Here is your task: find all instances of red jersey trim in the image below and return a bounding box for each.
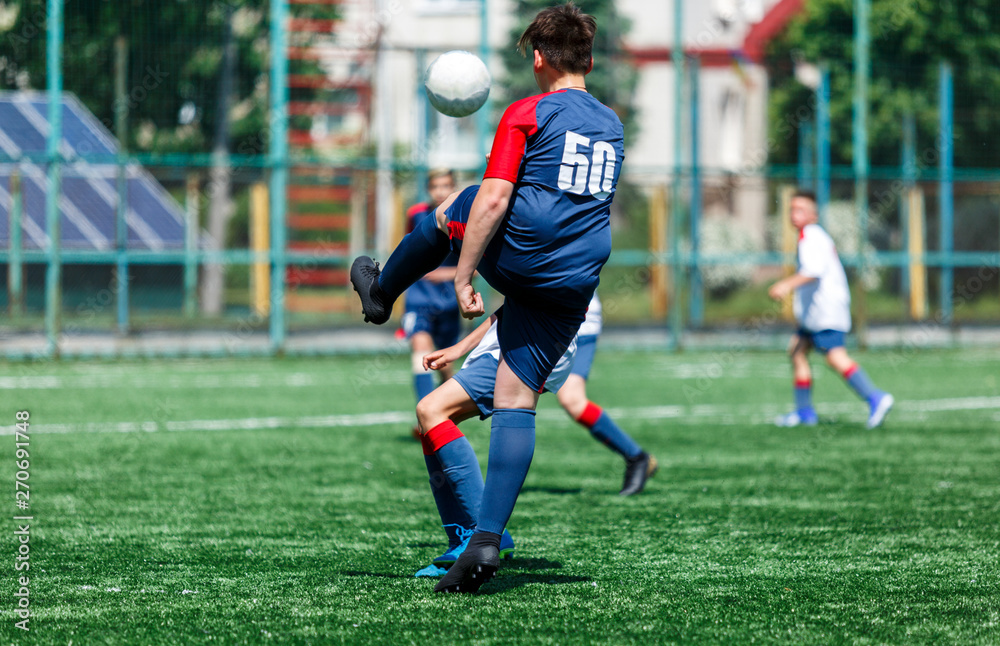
[447,221,466,241]
[483,94,549,183]
[407,202,430,218]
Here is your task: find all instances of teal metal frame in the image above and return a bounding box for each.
[688,55,703,327]
[268,0,289,353]
[816,64,831,227]
[900,111,917,299]
[938,63,954,322]
[44,0,64,358]
[3,0,998,362]
[477,0,491,173]
[852,0,870,342]
[7,172,23,315]
[669,0,684,348]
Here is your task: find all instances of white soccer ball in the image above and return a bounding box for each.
[424,50,491,119]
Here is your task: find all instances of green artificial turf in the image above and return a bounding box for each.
[1,349,999,644]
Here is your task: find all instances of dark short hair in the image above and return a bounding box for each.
[517,3,597,75]
[427,168,454,185]
[793,189,817,203]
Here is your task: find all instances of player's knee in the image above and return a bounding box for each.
[415,397,435,431]
[557,384,586,417]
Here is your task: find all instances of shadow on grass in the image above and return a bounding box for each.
[502,557,564,570]
[482,572,592,594]
[520,485,582,495]
[340,570,412,579]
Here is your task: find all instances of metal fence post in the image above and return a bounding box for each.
[816,64,831,228]
[8,171,24,316]
[114,35,130,335]
[669,0,684,349]
[45,0,64,358]
[477,0,491,173]
[184,173,199,319]
[900,111,916,302]
[939,62,954,323]
[269,0,289,353]
[688,55,703,327]
[852,0,870,347]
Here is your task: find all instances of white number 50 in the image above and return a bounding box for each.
[557,130,616,200]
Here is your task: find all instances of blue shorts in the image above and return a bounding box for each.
[454,352,569,420]
[798,328,846,354]
[453,355,500,420]
[444,187,588,392]
[403,307,461,350]
[570,334,598,379]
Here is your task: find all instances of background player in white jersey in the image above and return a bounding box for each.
[768,190,894,429]
[555,294,656,495]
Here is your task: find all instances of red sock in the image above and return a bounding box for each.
[575,402,603,428]
[842,364,858,379]
[419,433,434,456]
[423,420,464,455]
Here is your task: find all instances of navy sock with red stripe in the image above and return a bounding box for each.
[794,379,813,414]
[378,212,451,303]
[421,422,483,546]
[577,402,642,460]
[843,364,883,405]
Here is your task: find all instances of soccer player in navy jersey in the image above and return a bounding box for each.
[351,3,623,593]
[403,170,462,435]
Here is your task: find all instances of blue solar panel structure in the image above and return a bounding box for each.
[0,92,185,251]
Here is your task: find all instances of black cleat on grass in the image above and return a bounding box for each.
[433,532,500,594]
[350,256,390,324]
[619,452,658,496]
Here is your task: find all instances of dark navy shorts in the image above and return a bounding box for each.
[798,328,846,354]
[444,186,588,393]
[403,307,461,350]
[570,334,598,379]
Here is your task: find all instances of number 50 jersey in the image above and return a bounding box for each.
[484,89,625,311]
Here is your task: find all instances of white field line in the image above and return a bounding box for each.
[4,396,1000,436]
[0,372,409,390]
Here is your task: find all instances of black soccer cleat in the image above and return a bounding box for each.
[619,452,658,496]
[349,256,390,324]
[433,532,500,594]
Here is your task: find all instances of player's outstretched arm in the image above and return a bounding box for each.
[454,178,514,319]
[423,313,498,371]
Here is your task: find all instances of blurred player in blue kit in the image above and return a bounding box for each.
[351,3,623,592]
[402,169,461,436]
[769,190,894,429]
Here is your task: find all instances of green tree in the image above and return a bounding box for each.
[498,0,639,142]
[766,0,1000,168]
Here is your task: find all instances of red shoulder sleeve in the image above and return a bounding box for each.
[484,96,542,182]
[407,203,429,218]
[406,202,429,233]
